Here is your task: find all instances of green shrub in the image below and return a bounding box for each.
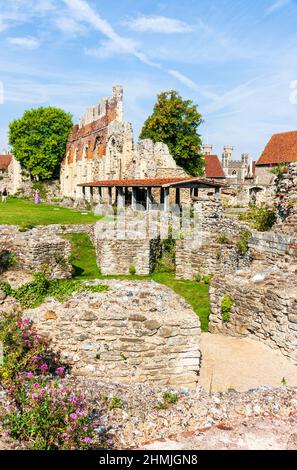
[7,273,108,309]
[221,295,234,322]
[270,163,288,176]
[108,396,123,410]
[19,222,35,232]
[129,265,136,275]
[203,274,213,285]
[155,237,176,273]
[240,204,276,232]
[217,233,230,244]
[194,274,202,282]
[236,230,251,255]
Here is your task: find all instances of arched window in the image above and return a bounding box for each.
[232,170,237,176]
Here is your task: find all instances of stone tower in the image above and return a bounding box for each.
[222,145,234,168]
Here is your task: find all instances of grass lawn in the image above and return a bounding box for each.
[0,197,102,226]
[65,232,211,331]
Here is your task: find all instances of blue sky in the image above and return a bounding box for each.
[0,0,297,160]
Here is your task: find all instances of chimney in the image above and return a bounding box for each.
[203,144,213,155]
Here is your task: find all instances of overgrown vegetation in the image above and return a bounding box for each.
[0,250,18,271]
[155,237,176,273]
[0,316,97,450]
[2,272,108,309]
[221,295,234,322]
[240,204,276,232]
[236,230,251,255]
[156,390,180,409]
[270,163,288,176]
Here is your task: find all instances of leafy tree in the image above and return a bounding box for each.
[140,90,204,176]
[9,107,73,180]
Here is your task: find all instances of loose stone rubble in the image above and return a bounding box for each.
[24,280,201,388]
[61,379,297,449]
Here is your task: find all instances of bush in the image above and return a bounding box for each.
[203,274,213,285]
[236,230,251,255]
[221,295,234,322]
[1,375,95,450]
[5,273,109,309]
[0,316,49,384]
[129,265,136,276]
[194,274,202,282]
[240,204,276,232]
[19,223,35,232]
[0,315,97,450]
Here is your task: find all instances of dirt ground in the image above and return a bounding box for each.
[141,414,297,450]
[198,333,297,393]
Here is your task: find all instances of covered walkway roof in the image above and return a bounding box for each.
[78,177,225,189]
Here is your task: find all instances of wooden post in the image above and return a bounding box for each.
[175,188,180,206]
[117,187,125,209]
[164,187,170,212]
[132,187,137,210]
[108,187,113,205]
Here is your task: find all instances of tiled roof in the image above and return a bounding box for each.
[205,154,225,178]
[256,131,297,166]
[0,155,12,170]
[78,177,224,188]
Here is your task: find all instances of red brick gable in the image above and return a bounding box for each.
[256,131,297,166]
[0,155,12,170]
[204,154,225,178]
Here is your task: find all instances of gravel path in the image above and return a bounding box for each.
[198,333,297,393]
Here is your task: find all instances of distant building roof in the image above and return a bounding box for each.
[0,154,12,170]
[256,131,297,166]
[204,154,225,178]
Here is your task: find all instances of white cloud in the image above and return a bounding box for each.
[124,15,194,34]
[168,70,219,100]
[265,0,290,16]
[63,0,200,90]
[8,36,40,50]
[55,16,86,35]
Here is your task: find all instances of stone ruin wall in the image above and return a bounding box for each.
[60,86,187,202]
[208,183,297,363]
[175,199,250,280]
[95,238,160,276]
[0,225,73,279]
[208,269,297,363]
[274,162,297,234]
[24,280,201,388]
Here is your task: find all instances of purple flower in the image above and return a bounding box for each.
[31,393,40,399]
[55,367,65,376]
[26,372,34,378]
[69,413,77,421]
[33,383,40,389]
[40,363,48,372]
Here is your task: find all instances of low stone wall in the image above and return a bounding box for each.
[96,238,160,275]
[209,269,297,363]
[24,280,201,388]
[176,237,250,280]
[249,230,297,256]
[0,226,73,279]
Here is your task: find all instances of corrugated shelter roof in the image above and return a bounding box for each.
[256,131,297,166]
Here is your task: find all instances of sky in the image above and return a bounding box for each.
[0,0,297,161]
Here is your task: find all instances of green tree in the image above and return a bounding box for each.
[140,90,204,176]
[9,107,73,180]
